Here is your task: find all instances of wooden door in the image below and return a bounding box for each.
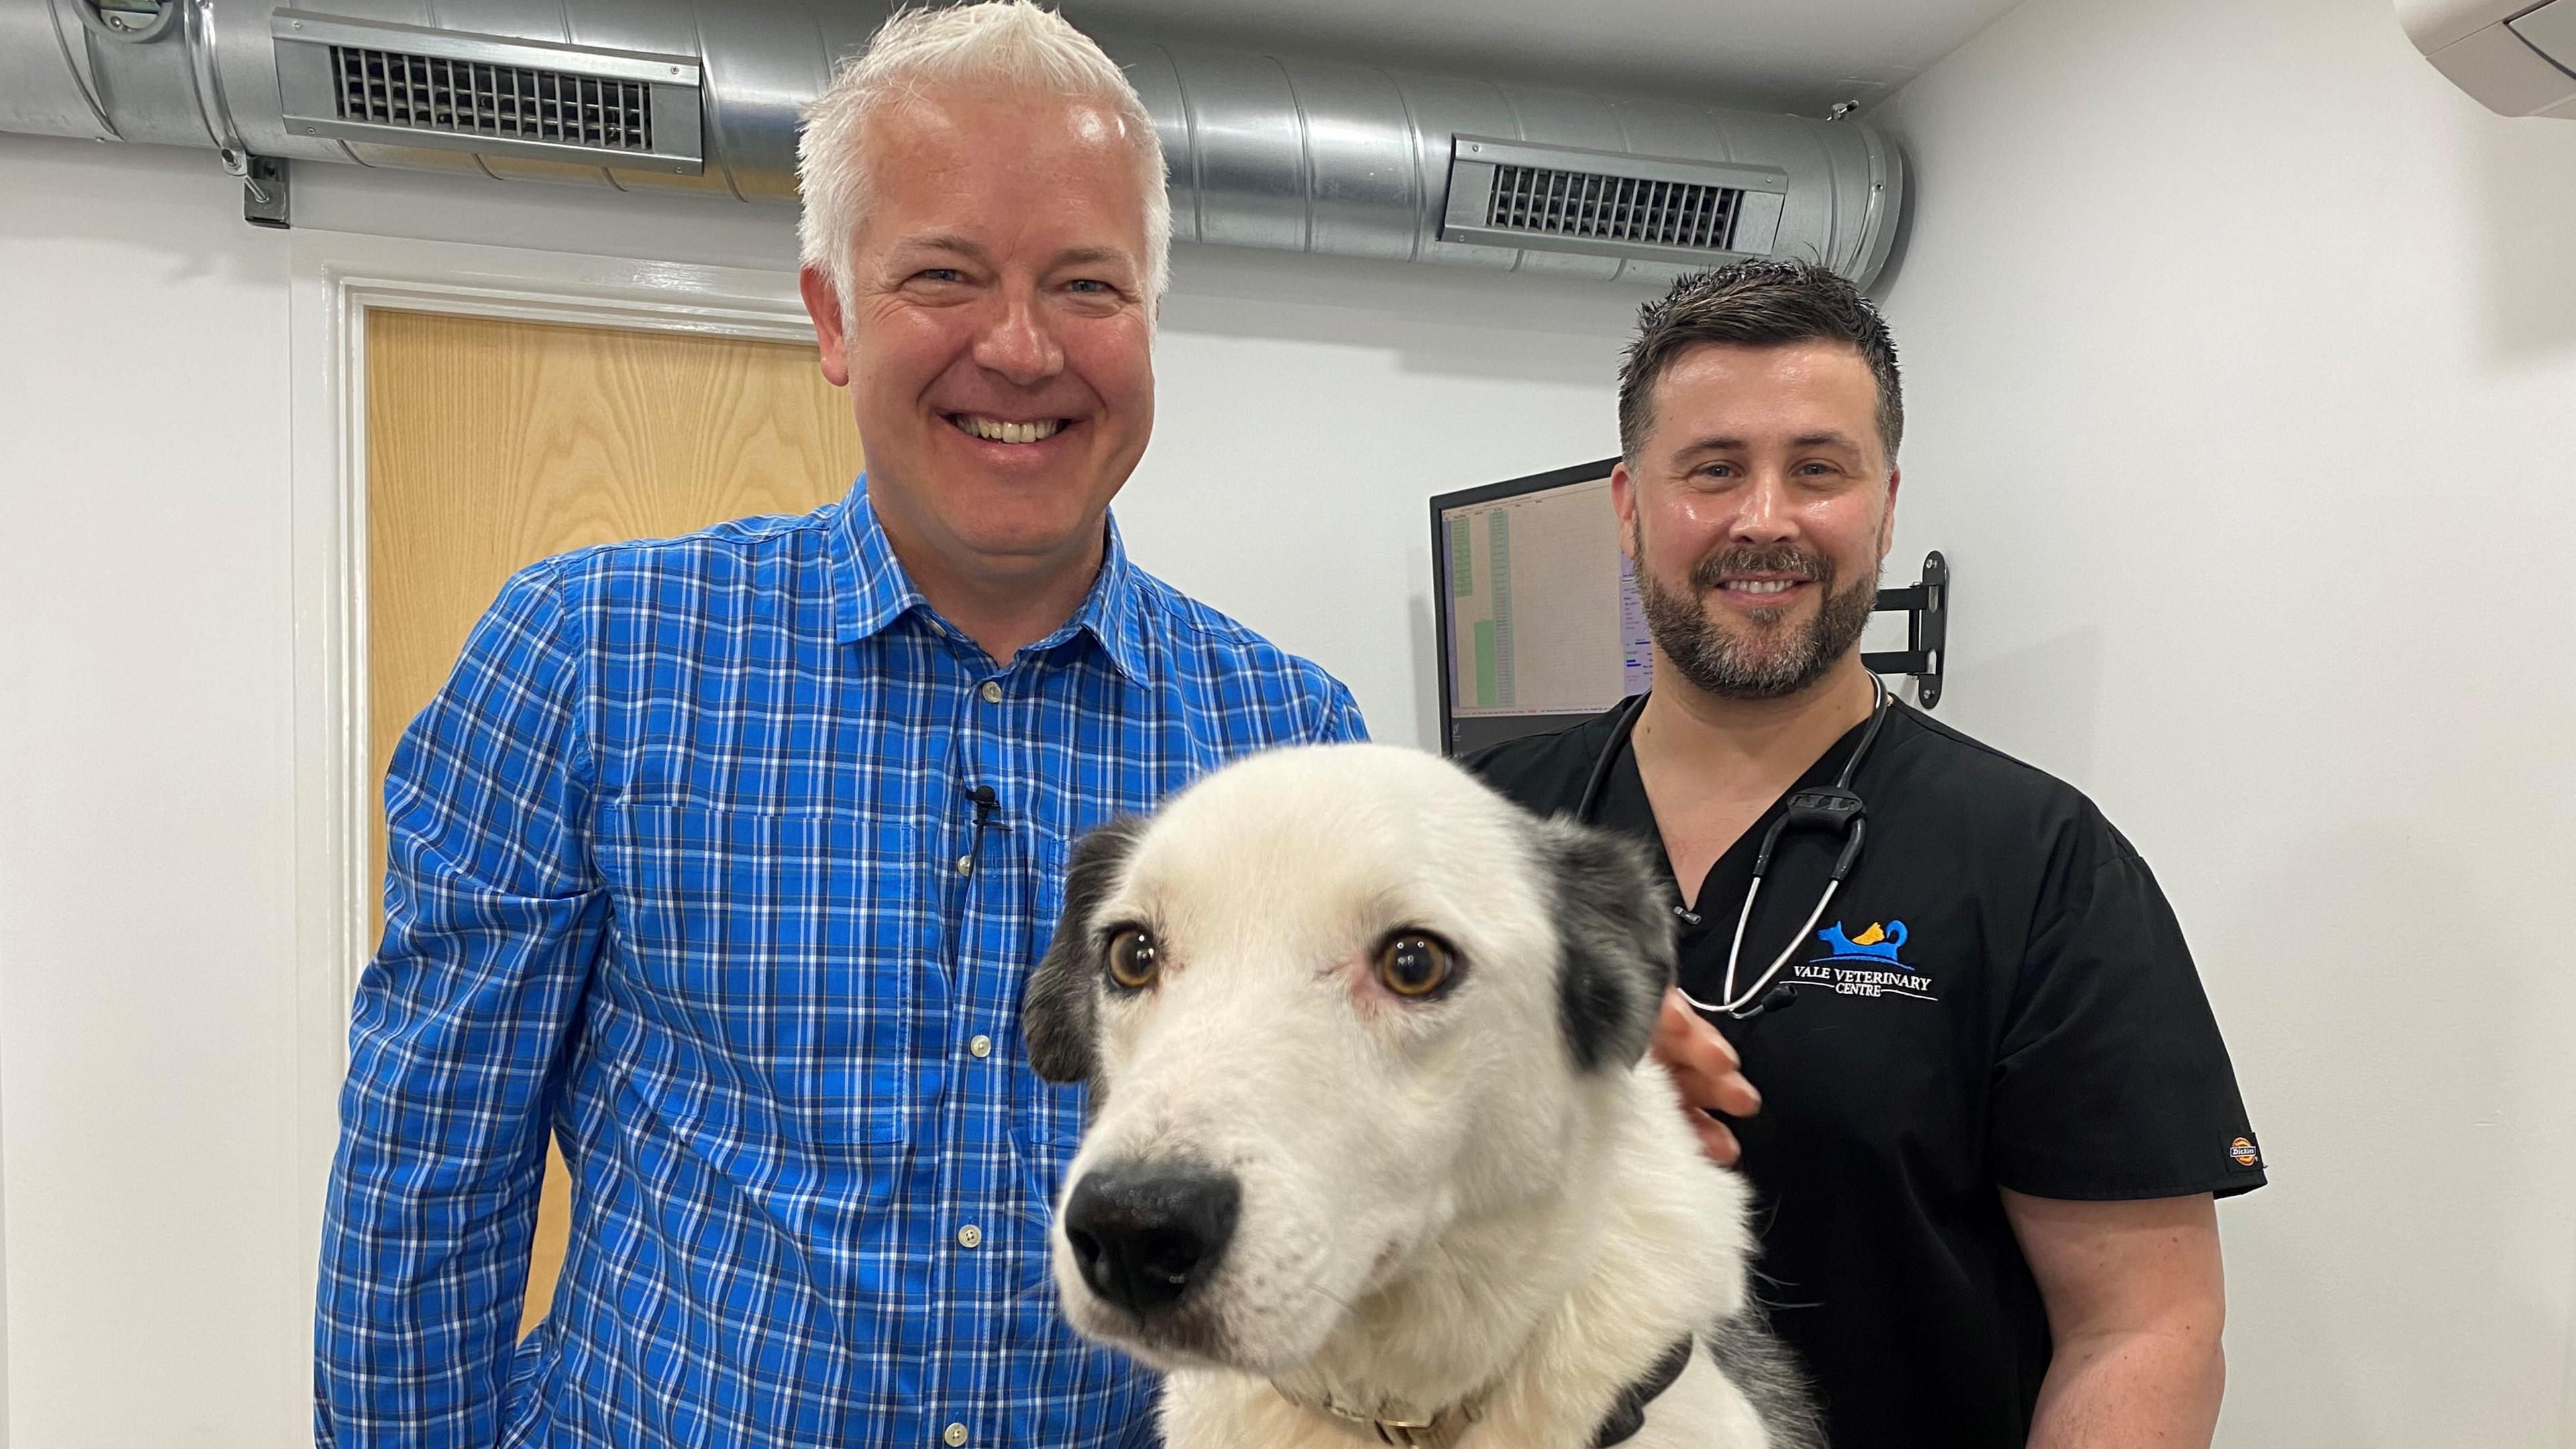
[365,309,864,1336]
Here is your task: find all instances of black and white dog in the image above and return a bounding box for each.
[1025,744,1825,1449]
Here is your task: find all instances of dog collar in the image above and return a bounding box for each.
[1589,1337,1696,1447]
[1274,1336,1695,1449]
[1275,1383,1486,1449]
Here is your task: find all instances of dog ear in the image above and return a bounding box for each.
[1025,814,1148,1084]
[1532,815,1680,1073]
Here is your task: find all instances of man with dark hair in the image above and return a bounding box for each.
[1466,260,2263,1449]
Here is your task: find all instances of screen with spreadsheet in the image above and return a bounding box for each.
[1432,460,1653,757]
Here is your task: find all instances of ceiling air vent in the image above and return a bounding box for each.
[272,9,703,174]
[1442,136,1789,267]
[327,46,654,152]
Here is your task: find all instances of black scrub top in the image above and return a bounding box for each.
[1465,700,2265,1449]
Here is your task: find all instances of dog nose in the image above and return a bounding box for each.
[1061,1161,1240,1316]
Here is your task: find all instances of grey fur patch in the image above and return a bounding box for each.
[1703,1305,1827,1449]
[1531,815,1678,1073]
[1024,815,1147,1084]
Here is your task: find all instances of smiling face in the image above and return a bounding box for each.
[1613,339,1900,700]
[1022,745,1675,1376]
[801,83,1157,602]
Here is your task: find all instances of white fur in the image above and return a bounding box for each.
[1046,744,1777,1449]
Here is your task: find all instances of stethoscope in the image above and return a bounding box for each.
[1576,676,1892,1020]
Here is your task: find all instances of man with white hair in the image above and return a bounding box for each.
[314,4,1758,1445]
[314,6,1353,1446]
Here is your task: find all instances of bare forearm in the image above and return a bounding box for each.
[2026,1328,2223,1449]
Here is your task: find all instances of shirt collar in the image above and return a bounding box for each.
[831,480,925,645]
[1067,514,1151,687]
[828,474,1150,687]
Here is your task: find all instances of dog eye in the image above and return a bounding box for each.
[1375,933,1455,998]
[1106,926,1160,990]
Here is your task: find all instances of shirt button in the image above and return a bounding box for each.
[979,681,1004,704]
[969,1034,993,1059]
[944,1424,969,1448]
[957,1223,983,1249]
[955,854,973,877]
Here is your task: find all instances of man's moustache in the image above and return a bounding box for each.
[1689,551,1831,590]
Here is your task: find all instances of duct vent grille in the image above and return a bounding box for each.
[1441,137,1792,268]
[1484,164,1743,250]
[327,45,654,152]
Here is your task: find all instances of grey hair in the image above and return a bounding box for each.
[796,1,1173,311]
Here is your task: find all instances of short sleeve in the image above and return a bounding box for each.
[1988,825,2266,1201]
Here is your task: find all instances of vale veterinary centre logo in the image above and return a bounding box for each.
[1792,920,1939,1002]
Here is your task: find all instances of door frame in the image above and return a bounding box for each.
[284,228,820,1409]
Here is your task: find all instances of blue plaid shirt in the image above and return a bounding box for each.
[317,480,1365,1448]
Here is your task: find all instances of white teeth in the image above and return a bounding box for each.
[1731,580,1797,595]
[954,415,1063,444]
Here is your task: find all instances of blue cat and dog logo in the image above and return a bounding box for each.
[1815,920,1911,964]
[1794,920,1939,1001]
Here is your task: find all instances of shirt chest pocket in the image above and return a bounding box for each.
[595,800,922,1148]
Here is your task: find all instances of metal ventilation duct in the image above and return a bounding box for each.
[0,0,1904,286]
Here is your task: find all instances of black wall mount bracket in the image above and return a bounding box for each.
[1863,550,1948,708]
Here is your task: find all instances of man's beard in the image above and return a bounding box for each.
[1634,529,1879,700]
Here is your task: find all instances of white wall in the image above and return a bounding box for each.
[1874,0,2576,1444]
[1,138,303,1446]
[0,130,1642,1445]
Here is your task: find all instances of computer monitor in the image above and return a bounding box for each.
[1432,459,1648,758]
